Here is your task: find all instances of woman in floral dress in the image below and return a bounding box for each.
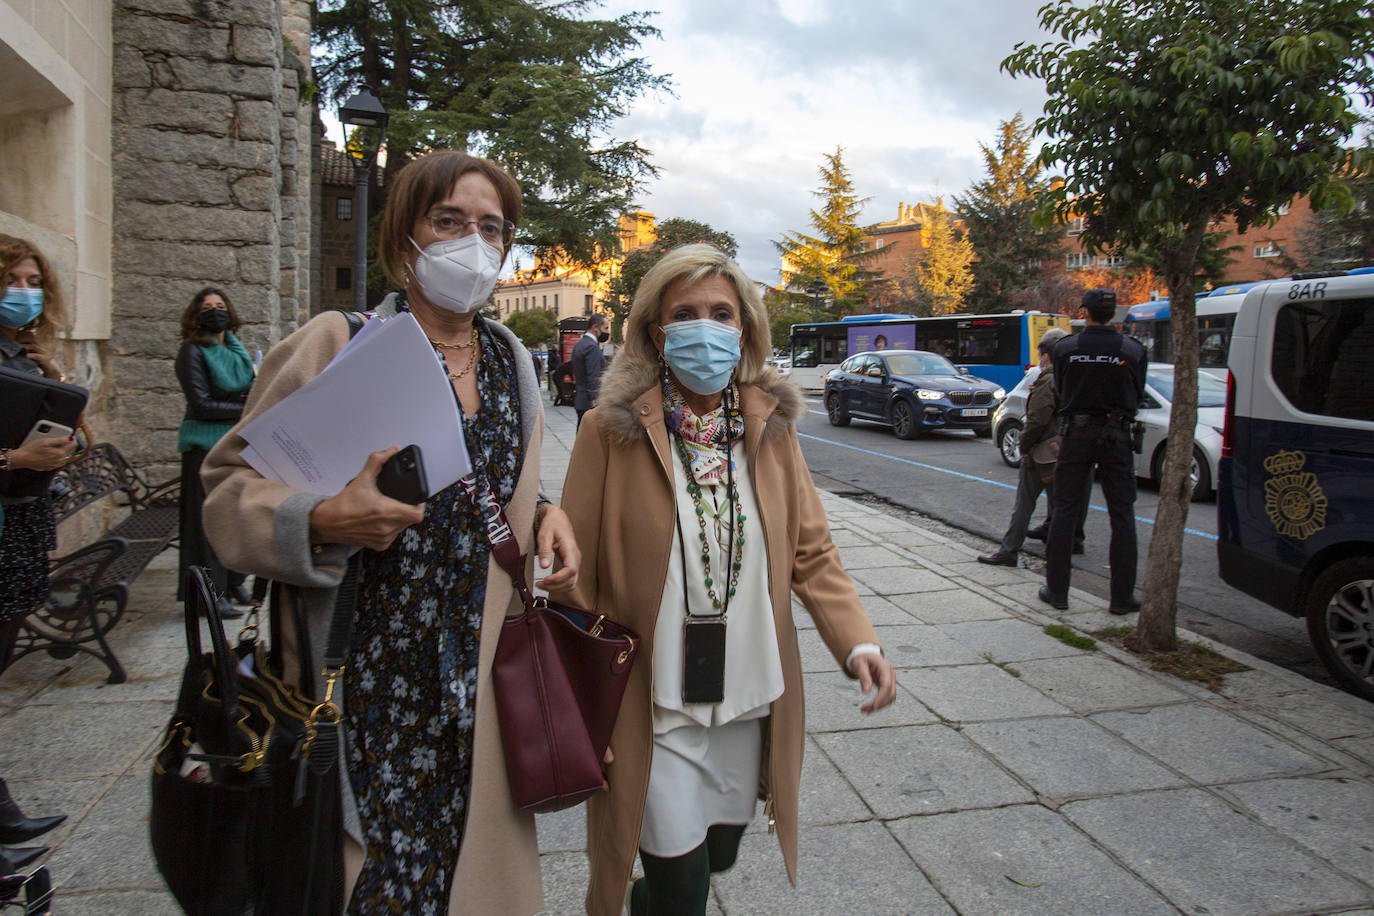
[203,151,580,915]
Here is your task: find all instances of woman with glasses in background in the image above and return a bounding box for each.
[202,151,581,915]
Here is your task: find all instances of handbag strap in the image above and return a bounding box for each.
[181,566,238,718]
[456,474,536,610]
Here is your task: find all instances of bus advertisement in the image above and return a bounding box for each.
[789,311,1071,391]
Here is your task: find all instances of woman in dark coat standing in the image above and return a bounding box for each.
[174,287,253,616]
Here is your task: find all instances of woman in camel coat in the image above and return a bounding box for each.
[554,244,897,915]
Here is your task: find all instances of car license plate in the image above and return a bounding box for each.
[962,408,988,417]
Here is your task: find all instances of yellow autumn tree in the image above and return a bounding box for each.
[912,198,974,315]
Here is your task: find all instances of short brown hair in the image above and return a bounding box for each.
[180,287,241,343]
[377,151,522,287]
[0,234,67,348]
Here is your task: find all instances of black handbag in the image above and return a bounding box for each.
[150,565,358,915]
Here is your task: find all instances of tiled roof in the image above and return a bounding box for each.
[320,145,356,187]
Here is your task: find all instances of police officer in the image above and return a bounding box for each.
[1039,288,1147,614]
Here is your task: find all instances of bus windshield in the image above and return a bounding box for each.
[885,352,961,377]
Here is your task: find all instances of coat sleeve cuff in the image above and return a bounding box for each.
[845,642,883,676]
[274,491,350,588]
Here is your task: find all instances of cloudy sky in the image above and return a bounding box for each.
[592,0,1054,282]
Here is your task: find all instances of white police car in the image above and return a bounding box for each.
[1218,268,1374,700]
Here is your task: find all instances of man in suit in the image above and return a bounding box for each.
[571,313,609,427]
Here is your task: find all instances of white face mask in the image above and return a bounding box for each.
[408,233,505,314]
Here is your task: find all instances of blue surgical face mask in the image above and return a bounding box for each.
[0,287,43,328]
[660,319,742,395]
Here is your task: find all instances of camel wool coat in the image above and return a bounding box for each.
[201,300,545,916]
[553,362,881,916]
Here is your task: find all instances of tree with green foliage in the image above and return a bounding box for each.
[1004,0,1374,651]
[908,198,975,315]
[776,147,885,316]
[1297,169,1374,270]
[315,0,670,267]
[955,114,1063,312]
[764,286,812,352]
[503,308,559,349]
[1127,231,1244,289]
[600,218,738,340]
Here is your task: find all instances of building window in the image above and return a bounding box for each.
[336,197,353,221]
[1097,254,1125,268]
[554,294,559,308]
[874,238,884,249]
[585,294,594,313]
[542,295,547,308]
[1254,242,1285,259]
[1065,252,1092,270]
[336,267,351,290]
[1274,202,1291,216]
[1066,216,1084,236]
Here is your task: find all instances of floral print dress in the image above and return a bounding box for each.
[343,319,523,915]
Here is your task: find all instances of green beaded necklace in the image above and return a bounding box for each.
[670,400,746,615]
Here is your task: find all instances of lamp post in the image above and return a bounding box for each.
[339,89,390,310]
[805,278,827,322]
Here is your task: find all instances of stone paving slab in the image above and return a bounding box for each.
[814,724,1034,818]
[1092,703,1335,783]
[895,664,1072,722]
[1222,776,1374,886]
[49,770,164,892]
[960,716,1187,799]
[58,890,183,916]
[835,544,915,569]
[857,594,924,627]
[897,588,1015,624]
[939,561,1032,586]
[871,624,988,669]
[1012,654,1193,712]
[712,821,955,916]
[802,671,937,733]
[1248,689,1374,741]
[937,618,1091,663]
[1062,787,1372,916]
[850,565,958,595]
[0,700,167,780]
[889,803,1177,916]
[537,805,587,854]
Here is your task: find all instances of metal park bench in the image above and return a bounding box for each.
[12,443,180,684]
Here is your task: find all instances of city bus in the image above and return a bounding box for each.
[1122,282,1264,377]
[788,311,1070,391]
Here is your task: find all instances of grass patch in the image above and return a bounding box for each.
[1090,625,1249,691]
[1043,625,1097,651]
[983,653,1021,678]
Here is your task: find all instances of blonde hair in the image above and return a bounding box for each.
[620,243,771,385]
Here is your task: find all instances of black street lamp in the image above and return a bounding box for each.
[339,89,390,310]
[805,278,827,322]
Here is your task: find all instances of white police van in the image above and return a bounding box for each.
[1218,268,1374,700]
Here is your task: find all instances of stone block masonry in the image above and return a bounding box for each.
[110,0,311,478]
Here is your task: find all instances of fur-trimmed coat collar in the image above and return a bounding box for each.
[594,358,807,443]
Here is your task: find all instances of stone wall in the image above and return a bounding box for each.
[110,0,311,479]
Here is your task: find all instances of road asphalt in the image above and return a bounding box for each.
[1,390,1372,915]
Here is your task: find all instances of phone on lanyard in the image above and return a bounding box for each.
[682,617,727,703]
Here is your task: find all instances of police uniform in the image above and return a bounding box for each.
[1042,291,1147,610]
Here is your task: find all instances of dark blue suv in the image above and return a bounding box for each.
[824,349,1005,439]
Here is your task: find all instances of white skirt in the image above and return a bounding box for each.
[638,716,764,858]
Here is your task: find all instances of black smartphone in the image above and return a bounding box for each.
[376,444,429,504]
[682,617,727,704]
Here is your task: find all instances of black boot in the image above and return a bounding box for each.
[0,846,47,874]
[0,780,65,845]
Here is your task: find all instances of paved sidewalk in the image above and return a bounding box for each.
[2,391,1373,914]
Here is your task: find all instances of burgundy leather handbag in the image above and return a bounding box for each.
[459,477,639,812]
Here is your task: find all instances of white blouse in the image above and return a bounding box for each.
[650,445,785,735]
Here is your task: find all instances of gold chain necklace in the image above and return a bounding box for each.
[436,326,480,381]
[428,333,475,350]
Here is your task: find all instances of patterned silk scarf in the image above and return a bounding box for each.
[661,376,744,486]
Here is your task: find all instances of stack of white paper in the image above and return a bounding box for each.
[239,312,470,497]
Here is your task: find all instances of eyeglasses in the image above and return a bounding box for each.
[427,209,515,248]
